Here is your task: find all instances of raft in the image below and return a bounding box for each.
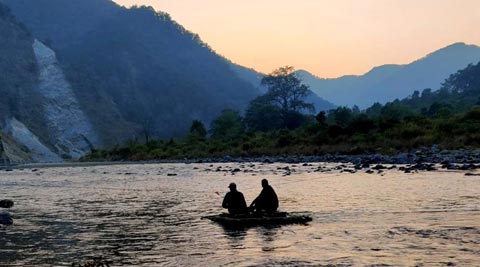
[203,212,312,228]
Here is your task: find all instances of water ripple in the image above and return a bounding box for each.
[1,163,479,266]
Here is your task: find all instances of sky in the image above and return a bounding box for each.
[113,0,480,78]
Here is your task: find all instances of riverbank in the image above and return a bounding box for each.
[3,147,480,173]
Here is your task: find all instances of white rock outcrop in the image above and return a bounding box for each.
[4,118,62,162]
[32,39,99,159]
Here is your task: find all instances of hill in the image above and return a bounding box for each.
[302,43,480,108]
[2,0,259,140]
[84,61,480,161]
[0,3,56,162]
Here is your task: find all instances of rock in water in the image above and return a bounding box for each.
[0,199,14,208]
[0,212,13,225]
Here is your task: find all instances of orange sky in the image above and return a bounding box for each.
[113,0,480,78]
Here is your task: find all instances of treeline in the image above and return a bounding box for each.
[83,62,480,161]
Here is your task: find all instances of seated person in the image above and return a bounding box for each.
[249,179,278,214]
[222,183,248,215]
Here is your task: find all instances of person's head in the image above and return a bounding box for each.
[228,182,237,192]
[261,179,269,188]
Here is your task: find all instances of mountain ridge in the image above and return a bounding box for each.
[1,0,259,142]
[1,0,479,163]
[300,42,480,108]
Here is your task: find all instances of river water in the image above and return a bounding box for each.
[0,162,479,267]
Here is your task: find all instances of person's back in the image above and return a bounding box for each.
[250,179,278,214]
[222,183,247,215]
[261,184,278,212]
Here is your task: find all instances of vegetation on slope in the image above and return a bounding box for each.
[83,63,480,161]
[3,1,259,142]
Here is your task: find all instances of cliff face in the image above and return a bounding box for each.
[0,39,101,163]
[0,4,103,163]
[32,40,99,158]
[0,3,52,163]
[0,132,32,164]
[4,118,60,162]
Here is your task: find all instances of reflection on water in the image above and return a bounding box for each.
[1,162,480,266]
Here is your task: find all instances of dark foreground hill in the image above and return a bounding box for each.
[0,4,54,162]
[1,0,259,141]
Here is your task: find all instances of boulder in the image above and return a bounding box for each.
[0,199,13,208]
[0,212,13,225]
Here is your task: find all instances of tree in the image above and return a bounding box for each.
[315,111,327,125]
[424,102,452,118]
[261,66,314,128]
[189,120,207,139]
[411,90,420,99]
[442,62,480,94]
[328,107,354,128]
[381,103,414,121]
[351,105,361,114]
[366,102,383,118]
[210,109,244,140]
[140,116,154,143]
[349,114,375,133]
[245,95,283,132]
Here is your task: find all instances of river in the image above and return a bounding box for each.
[1,162,479,266]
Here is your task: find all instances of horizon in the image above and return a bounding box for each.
[113,0,480,78]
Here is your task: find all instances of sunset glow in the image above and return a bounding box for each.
[113,0,480,78]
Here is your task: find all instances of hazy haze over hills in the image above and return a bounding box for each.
[300,43,480,108]
[229,63,336,112]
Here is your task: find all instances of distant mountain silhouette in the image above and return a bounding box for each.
[301,43,480,108]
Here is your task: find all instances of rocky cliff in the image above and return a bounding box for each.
[32,40,99,158]
[4,118,60,162]
[0,4,102,163]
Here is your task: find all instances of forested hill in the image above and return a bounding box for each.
[391,61,480,115]
[1,0,259,139]
[83,61,480,161]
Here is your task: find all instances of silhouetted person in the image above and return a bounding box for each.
[0,199,13,208]
[222,183,247,215]
[250,179,278,214]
